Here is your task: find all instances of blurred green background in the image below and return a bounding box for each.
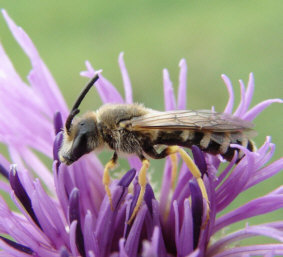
[0,0,282,243]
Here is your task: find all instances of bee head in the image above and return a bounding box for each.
[58,74,101,165]
[59,113,102,165]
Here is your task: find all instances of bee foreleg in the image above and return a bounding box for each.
[167,146,210,223]
[128,157,150,224]
[103,152,118,211]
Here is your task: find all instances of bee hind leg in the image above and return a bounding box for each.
[128,157,149,224]
[167,146,210,223]
[144,146,178,189]
[103,152,118,210]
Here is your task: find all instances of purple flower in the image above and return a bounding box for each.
[0,10,283,257]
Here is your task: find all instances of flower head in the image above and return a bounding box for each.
[0,10,283,257]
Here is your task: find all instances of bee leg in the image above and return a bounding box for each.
[144,146,178,189]
[103,152,118,210]
[128,157,149,224]
[167,146,210,221]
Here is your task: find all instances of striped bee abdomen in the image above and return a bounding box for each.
[154,130,255,161]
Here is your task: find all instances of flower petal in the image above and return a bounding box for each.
[221,74,234,114]
[9,166,41,229]
[69,188,85,257]
[119,52,133,104]
[177,59,187,110]
[163,69,176,111]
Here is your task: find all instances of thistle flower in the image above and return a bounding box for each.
[0,10,283,257]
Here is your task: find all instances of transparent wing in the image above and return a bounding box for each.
[130,110,254,132]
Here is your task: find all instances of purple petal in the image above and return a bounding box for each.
[80,61,124,104]
[60,248,70,257]
[163,69,176,111]
[0,236,33,255]
[84,211,99,257]
[2,10,68,117]
[221,74,234,114]
[54,112,63,135]
[127,185,140,229]
[208,224,283,256]
[189,180,203,249]
[233,79,246,117]
[118,238,128,257]
[159,159,174,215]
[9,166,41,229]
[124,205,147,257]
[144,184,155,216]
[69,188,85,257]
[191,145,207,176]
[118,168,136,187]
[214,194,283,234]
[53,131,63,162]
[119,52,133,104]
[177,59,187,110]
[243,72,255,112]
[95,178,132,257]
[178,199,193,256]
[69,220,80,257]
[0,163,9,180]
[212,244,283,257]
[245,158,283,189]
[33,180,69,247]
[142,226,167,257]
[243,98,283,121]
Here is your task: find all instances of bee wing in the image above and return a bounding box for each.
[130,110,254,132]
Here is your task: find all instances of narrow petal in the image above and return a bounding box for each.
[214,194,283,233]
[243,98,283,121]
[2,10,68,116]
[0,236,33,255]
[0,163,9,180]
[69,220,80,257]
[81,61,124,104]
[144,184,155,216]
[177,59,187,110]
[178,199,193,256]
[69,188,85,257]
[95,169,135,257]
[243,72,255,112]
[119,52,133,104]
[212,244,283,257]
[244,158,283,189]
[190,180,203,249]
[163,69,176,111]
[142,227,167,257]
[84,211,99,257]
[54,112,63,135]
[233,79,246,117]
[124,205,147,257]
[9,166,41,229]
[221,74,234,114]
[191,145,207,176]
[60,248,70,257]
[208,224,283,256]
[53,132,63,163]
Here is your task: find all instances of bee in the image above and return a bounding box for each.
[59,74,255,223]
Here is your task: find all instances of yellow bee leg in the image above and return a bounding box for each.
[128,159,149,224]
[169,153,178,190]
[103,152,118,210]
[168,146,210,221]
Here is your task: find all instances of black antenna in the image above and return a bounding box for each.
[65,74,99,134]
